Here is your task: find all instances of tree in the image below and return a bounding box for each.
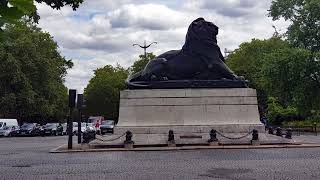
[262,48,320,117]
[269,0,320,52]
[269,0,320,121]
[0,21,72,123]
[227,37,320,123]
[84,65,129,121]
[130,53,156,74]
[227,37,290,114]
[0,0,83,31]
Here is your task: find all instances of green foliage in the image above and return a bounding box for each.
[283,120,320,127]
[84,65,129,120]
[130,53,156,74]
[227,37,320,124]
[262,48,320,115]
[227,37,289,89]
[266,97,300,125]
[0,21,72,123]
[0,0,83,29]
[269,0,320,52]
[227,37,290,113]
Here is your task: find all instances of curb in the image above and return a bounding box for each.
[50,143,320,153]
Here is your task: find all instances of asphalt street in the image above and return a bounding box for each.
[1,136,320,180]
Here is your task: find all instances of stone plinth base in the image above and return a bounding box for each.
[116,88,263,135]
[209,141,219,146]
[251,140,260,146]
[114,124,264,135]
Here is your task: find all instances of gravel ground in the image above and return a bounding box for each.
[1,135,320,180]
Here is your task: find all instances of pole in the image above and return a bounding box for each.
[68,108,73,149]
[77,94,84,144]
[133,40,157,61]
[78,110,82,143]
[144,40,147,60]
[68,89,76,149]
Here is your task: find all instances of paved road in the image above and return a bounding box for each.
[1,136,320,180]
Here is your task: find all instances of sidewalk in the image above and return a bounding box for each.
[50,134,320,153]
[293,135,320,144]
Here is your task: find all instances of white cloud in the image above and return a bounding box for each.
[36,0,289,93]
[107,4,191,30]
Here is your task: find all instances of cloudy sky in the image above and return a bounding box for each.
[36,0,288,93]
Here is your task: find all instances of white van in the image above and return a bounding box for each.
[0,119,18,129]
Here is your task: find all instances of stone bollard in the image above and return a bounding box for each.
[167,130,175,147]
[268,127,274,135]
[285,128,292,139]
[208,129,219,146]
[276,127,282,137]
[251,129,260,145]
[124,131,134,149]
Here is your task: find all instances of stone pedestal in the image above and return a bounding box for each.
[124,143,134,149]
[208,141,219,146]
[167,141,176,147]
[116,88,263,135]
[251,140,260,146]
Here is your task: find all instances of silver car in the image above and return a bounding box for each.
[0,126,19,137]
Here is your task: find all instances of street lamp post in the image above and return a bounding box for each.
[133,40,157,60]
[224,48,233,58]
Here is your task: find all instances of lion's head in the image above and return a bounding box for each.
[185,17,219,44]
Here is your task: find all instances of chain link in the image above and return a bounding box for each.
[95,132,126,142]
[215,130,253,140]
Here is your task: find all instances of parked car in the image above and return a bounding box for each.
[73,122,96,135]
[0,125,19,137]
[0,119,18,129]
[62,123,67,135]
[100,120,115,134]
[85,123,96,132]
[41,123,63,136]
[18,123,41,136]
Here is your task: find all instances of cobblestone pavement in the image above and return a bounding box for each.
[1,136,320,180]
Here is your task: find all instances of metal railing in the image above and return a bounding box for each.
[270,124,318,136]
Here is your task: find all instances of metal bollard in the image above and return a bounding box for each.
[276,127,282,137]
[168,130,175,147]
[285,128,292,139]
[124,131,134,144]
[268,127,274,135]
[82,130,96,143]
[252,129,259,141]
[168,130,175,142]
[208,129,218,142]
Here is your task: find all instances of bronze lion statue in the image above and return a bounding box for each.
[126,17,246,89]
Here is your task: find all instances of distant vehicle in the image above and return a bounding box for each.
[71,122,80,135]
[100,120,115,134]
[62,123,67,135]
[41,123,63,136]
[73,122,94,135]
[85,123,96,132]
[87,116,104,134]
[0,119,18,129]
[18,123,41,136]
[0,125,19,137]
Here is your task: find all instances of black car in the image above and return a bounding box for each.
[100,120,115,134]
[18,123,41,136]
[41,123,63,136]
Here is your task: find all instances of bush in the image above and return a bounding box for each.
[267,97,302,125]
